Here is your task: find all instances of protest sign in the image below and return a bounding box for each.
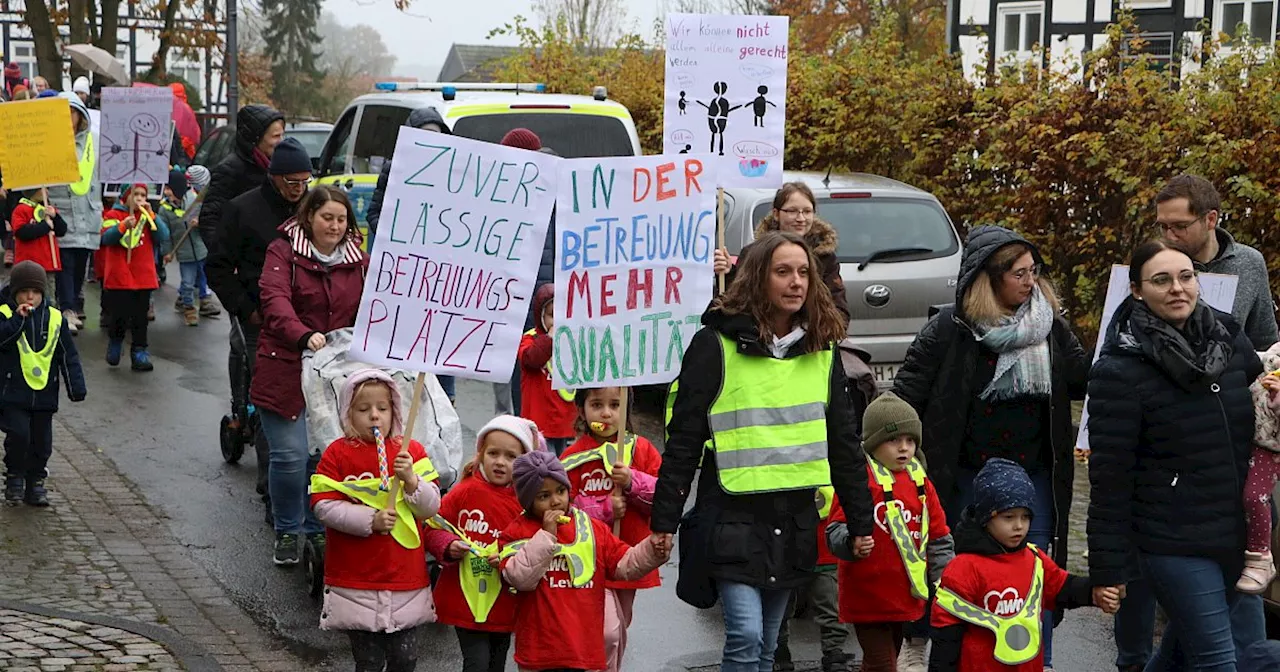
[0,98,79,191]
[1076,265,1238,452]
[98,86,174,184]
[553,155,719,389]
[663,13,789,188]
[349,128,559,383]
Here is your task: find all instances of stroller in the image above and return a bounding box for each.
[219,316,269,520]
[299,328,464,597]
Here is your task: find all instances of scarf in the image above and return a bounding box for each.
[1127,299,1232,392]
[975,287,1054,401]
[252,147,271,171]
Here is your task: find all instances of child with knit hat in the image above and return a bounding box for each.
[159,168,219,326]
[825,393,953,672]
[424,415,542,672]
[0,261,86,506]
[928,459,1119,672]
[500,451,670,672]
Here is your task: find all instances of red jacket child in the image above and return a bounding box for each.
[12,194,66,272]
[518,284,576,440]
[100,184,167,291]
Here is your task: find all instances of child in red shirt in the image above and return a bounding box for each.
[100,183,168,371]
[424,415,543,672]
[928,459,1119,672]
[518,284,575,454]
[309,369,442,672]
[560,386,663,672]
[826,393,954,672]
[11,188,67,281]
[500,451,669,672]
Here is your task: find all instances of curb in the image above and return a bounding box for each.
[0,598,221,672]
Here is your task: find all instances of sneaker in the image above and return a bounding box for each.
[174,297,184,311]
[4,476,24,503]
[183,306,199,327]
[898,637,928,672]
[307,533,326,557]
[199,300,222,318]
[274,533,300,566]
[24,479,48,507]
[130,347,154,372]
[821,650,850,672]
[62,310,79,335]
[772,642,794,672]
[105,338,123,366]
[1236,550,1276,594]
[75,310,86,322]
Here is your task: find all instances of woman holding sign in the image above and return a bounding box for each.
[653,231,874,672]
[254,185,369,567]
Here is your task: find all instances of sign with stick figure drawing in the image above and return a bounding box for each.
[663,13,789,188]
[98,87,174,185]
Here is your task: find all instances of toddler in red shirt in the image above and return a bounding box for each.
[500,450,670,672]
[11,188,67,282]
[424,415,543,672]
[928,459,1119,672]
[560,386,663,672]
[826,393,954,672]
[309,369,442,672]
[518,284,575,455]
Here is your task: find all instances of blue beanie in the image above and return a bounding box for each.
[972,458,1036,521]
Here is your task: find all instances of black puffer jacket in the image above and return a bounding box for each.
[198,105,285,256]
[652,309,875,589]
[205,178,298,321]
[892,226,1089,570]
[366,107,451,253]
[1086,297,1259,586]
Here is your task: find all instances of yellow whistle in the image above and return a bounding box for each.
[590,421,612,435]
[557,515,571,524]
[1270,369,1280,377]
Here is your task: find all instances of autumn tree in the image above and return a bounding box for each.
[25,0,121,83]
[534,0,627,49]
[262,0,325,116]
[311,13,397,120]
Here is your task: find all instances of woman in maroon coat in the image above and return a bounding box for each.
[252,185,369,566]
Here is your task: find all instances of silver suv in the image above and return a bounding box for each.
[722,171,962,388]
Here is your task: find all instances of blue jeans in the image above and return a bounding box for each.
[950,466,1056,666]
[1120,571,1264,671]
[57,247,91,313]
[260,409,322,536]
[1140,554,1249,671]
[177,260,209,307]
[719,581,791,672]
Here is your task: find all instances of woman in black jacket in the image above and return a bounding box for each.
[652,231,874,672]
[1088,240,1261,671]
[892,225,1088,669]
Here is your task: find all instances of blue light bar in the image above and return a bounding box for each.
[374,82,397,91]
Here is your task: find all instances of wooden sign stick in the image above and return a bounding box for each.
[386,372,427,508]
[41,189,55,264]
[716,187,726,294]
[612,386,629,536]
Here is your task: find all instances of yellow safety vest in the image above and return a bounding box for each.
[815,485,835,519]
[308,456,439,549]
[160,201,185,219]
[425,515,505,623]
[19,198,46,224]
[935,546,1045,665]
[0,304,61,391]
[499,508,597,588]
[524,328,575,402]
[869,458,930,599]
[708,333,834,494]
[70,133,94,196]
[103,207,157,250]
[560,435,636,474]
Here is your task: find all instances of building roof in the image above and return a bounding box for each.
[438,44,522,82]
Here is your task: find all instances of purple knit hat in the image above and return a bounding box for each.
[512,451,571,511]
[339,369,404,438]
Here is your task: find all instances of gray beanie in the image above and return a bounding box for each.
[861,392,922,452]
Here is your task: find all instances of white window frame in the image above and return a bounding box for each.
[1215,0,1279,44]
[996,1,1046,62]
[1124,0,1175,10]
[10,43,36,80]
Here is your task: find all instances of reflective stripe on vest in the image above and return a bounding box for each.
[560,435,636,473]
[708,333,833,494]
[0,305,61,391]
[524,328,574,401]
[160,201,185,219]
[815,485,834,519]
[70,134,94,196]
[425,515,504,623]
[935,547,1044,665]
[19,198,45,224]
[308,456,439,549]
[498,508,597,588]
[119,208,158,250]
[869,457,930,599]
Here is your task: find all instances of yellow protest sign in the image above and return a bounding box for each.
[0,98,79,191]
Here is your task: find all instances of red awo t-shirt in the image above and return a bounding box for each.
[310,436,433,591]
[832,464,950,624]
[930,545,1069,672]
[562,434,663,590]
[500,512,631,671]
[433,474,525,632]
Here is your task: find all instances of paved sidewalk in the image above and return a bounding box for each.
[0,417,309,671]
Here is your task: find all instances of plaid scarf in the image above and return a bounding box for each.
[975,287,1054,401]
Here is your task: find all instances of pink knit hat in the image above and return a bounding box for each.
[338,369,405,438]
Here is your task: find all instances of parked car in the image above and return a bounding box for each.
[721,171,962,389]
[192,120,334,173]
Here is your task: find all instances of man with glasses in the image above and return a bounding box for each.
[206,137,313,523]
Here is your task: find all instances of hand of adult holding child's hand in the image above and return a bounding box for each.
[649,532,674,556]
[1093,586,1122,614]
[372,508,397,534]
[851,536,875,559]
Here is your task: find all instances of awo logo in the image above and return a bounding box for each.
[458,509,496,541]
[548,556,571,572]
[983,588,1024,616]
[872,500,923,541]
[343,471,377,482]
[581,468,612,496]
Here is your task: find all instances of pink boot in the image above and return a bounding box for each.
[1236,551,1275,594]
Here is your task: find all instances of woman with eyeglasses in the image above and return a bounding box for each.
[1088,239,1261,671]
[713,182,849,324]
[891,225,1088,671]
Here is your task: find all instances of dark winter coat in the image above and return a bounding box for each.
[1085,298,1259,587]
[892,226,1089,571]
[652,308,875,589]
[205,179,300,321]
[727,215,849,324]
[250,223,368,419]
[197,105,285,256]
[0,297,86,411]
[366,107,451,253]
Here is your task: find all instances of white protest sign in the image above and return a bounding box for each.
[349,128,559,382]
[663,13,789,188]
[98,86,174,184]
[553,155,719,389]
[1077,265,1239,451]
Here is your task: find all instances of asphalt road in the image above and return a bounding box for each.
[56,276,1121,670]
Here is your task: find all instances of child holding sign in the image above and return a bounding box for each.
[11,189,68,316]
[560,386,663,672]
[310,369,441,672]
[100,184,168,371]
[518,284,576,455]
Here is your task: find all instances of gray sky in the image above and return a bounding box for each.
[324,0,665,80]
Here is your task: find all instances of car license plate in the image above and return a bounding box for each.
[872,363,900,383]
